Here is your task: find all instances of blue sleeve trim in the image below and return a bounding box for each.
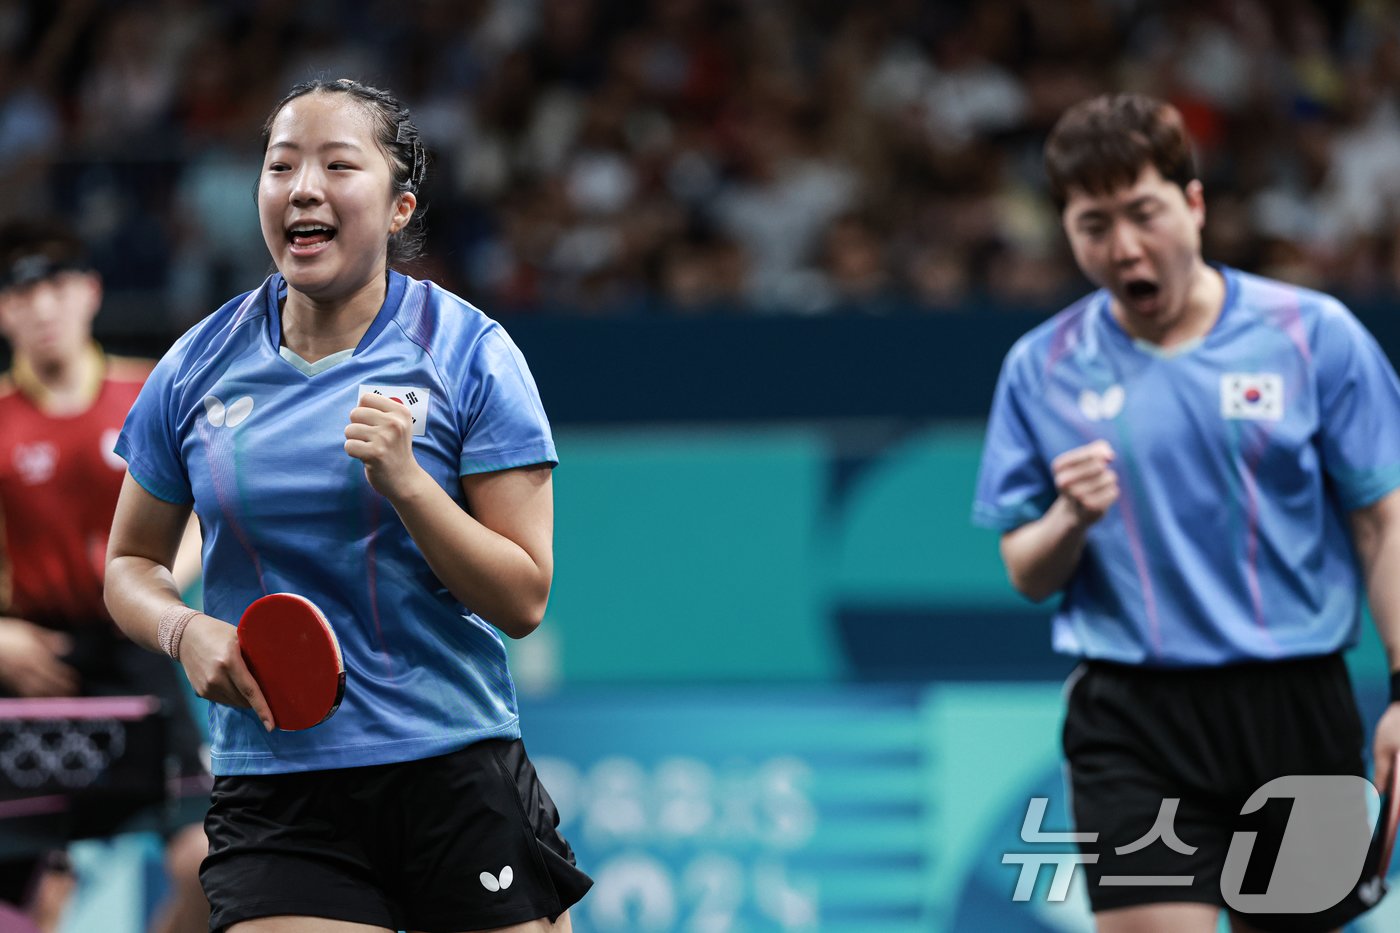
[1336,464,1400,512]
[459,441,559,476]
[971,498,1047,532]
[115,440,193,505]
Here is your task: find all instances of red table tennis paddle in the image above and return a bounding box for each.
[237,593,345,731]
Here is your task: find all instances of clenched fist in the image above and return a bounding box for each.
[1051,439,1119,526]
[345,392,427,501]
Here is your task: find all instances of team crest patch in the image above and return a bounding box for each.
[1078,385,1124,421]
[358,384,431,436]
[1221,373,1283,421]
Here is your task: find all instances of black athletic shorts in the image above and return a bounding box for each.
[201,738,592,932]
[1063,653,1377,931]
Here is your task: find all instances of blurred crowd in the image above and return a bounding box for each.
[2,0,1400,325]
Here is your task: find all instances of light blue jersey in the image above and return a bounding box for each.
[973,267,1400,666]
[117,272,557,774]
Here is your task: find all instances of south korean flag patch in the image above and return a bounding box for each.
[359,384,431,436]
[1220,373,1283,421]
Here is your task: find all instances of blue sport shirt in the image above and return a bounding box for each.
[973,267,1400,666]
[117,271,557,774]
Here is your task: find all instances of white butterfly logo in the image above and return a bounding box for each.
[1078,385,1125,422]
[204,395,255,427]
[479,865,514,892]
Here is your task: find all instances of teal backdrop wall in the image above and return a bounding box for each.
[525,423,1063,687]
[523,421,1393,688]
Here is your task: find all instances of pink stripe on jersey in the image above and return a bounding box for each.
[1043,306,1081,380]
[363,490,393,678]
[401,282,435,349]
[1113,483,1163,656]
[1238,425,1281,649]
[199,417,268,595]
[1267,280,1313,368]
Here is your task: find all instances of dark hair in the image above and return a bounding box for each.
[260,78,428,266]
[1044,93,1197,212]
[0,218,93,293]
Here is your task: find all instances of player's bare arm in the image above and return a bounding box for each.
[344,392,554,638]
[104,473,273,729]
[1349,487,1400,791]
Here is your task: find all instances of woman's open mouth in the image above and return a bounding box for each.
[287,223,336,256]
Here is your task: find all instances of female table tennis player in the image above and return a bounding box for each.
[105,78,590,933]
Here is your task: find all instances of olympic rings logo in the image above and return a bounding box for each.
[0,719,128,790]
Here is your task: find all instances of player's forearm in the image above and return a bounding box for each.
[1000,496,1093,602]
[1351,492,1400,685]
[387,475,552,638]
[104,555,190,653]
[1363,557,1400,672]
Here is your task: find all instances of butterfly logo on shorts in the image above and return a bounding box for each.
[479,865,514,892]
[1078,385,1125,422]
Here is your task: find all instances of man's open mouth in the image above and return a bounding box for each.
[1125,279,1159,300]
